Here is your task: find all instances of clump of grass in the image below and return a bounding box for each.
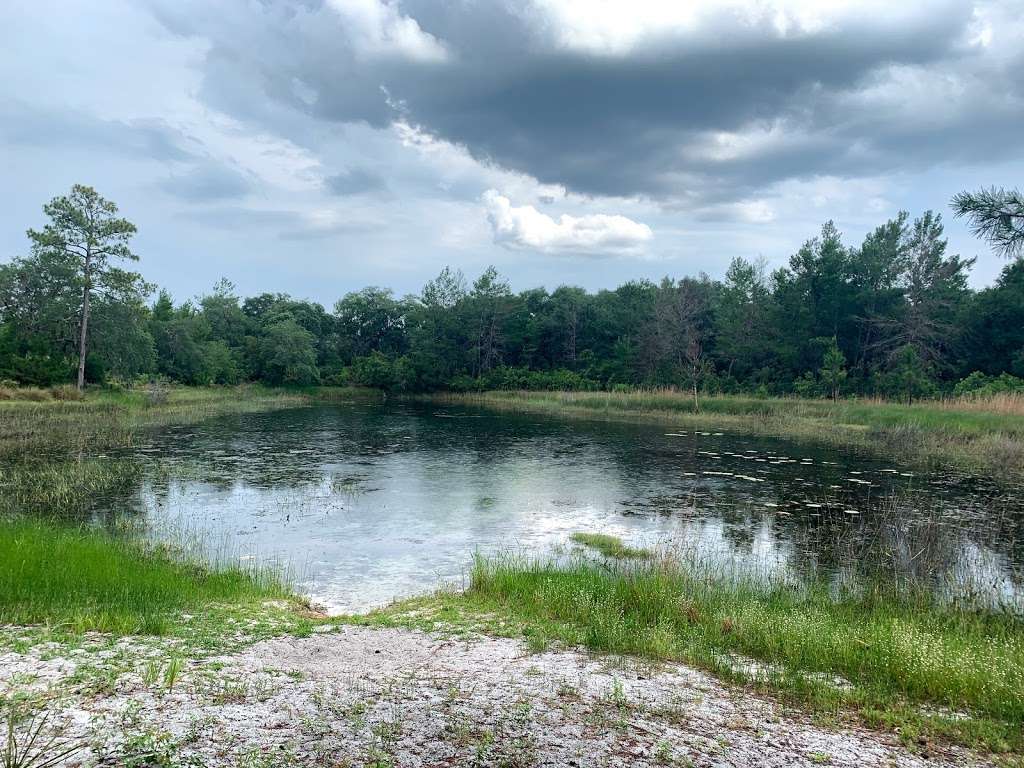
[456,552,1024,754]
[3,706,83,768]
[0,519,291,635]
[570,532,650,560]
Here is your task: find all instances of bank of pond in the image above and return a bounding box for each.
[2,385,1024,757]
[1,519,1022,757]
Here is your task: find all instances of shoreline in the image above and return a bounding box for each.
[0,622,995,768]
[3,387,1023,764]
[426,390,1024,483]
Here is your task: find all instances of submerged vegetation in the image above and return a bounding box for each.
[367,549,1024,755]
[0,384,371,517]
[440,388,1024,479]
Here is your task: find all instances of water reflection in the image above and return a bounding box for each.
[98,402,1024,613]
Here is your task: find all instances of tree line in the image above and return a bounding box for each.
[1,184,1023,401]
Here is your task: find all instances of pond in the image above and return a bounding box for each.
[101,401,1024,613]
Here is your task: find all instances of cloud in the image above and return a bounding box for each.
[483,190,652,255]
[180,204,378,241]
[0,101,196,163]
[325,0,449,63]
[324,167,388,196]
[138,0,1024,208]
[3,0,1023,300]
[160,163,252,201]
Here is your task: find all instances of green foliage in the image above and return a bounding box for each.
[348,352,413,392]
[818,337,848,401]
[792,371,820,399]
[952,186,1024,260]
[3,186,1024,397]
[447,366,598,392]
[880,345,936,404]
[25,185,141,388]
[965,261,1024,376]
[954,371,1024,397]
[0,327,72,386]
[257,319,320,386]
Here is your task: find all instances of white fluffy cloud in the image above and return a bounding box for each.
[483,190,652,255]
[525,0,955,55]
[326,0,448,62]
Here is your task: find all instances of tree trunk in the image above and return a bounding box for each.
[77,253,91,390]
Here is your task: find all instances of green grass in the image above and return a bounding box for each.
[0,518,294,635]
[436,390,1024,480]
[358,552,1024,756]
[570,532,650,559]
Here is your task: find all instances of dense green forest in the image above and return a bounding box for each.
[2,185,1023,400]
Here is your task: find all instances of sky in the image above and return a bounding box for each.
[1,0,1022,306]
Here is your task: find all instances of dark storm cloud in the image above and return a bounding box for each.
[141,0,1023,207]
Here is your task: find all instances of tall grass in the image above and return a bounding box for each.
[0,518,290,635]
[0,385,310,461]
[436,390,1024,479]
[0,384,374,518]
[464,552,1024,752]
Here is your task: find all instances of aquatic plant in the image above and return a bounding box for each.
[569,532,650,560]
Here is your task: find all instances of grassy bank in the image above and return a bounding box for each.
[436,390,1024,479]
[0,383,369,460]
[0,384,375,517]
[365,550,1024,756]
[0,518,296,636]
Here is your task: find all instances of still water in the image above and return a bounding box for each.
[105,401,1024,613]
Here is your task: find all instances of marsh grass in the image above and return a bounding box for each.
[436,390,1024,480]
[442,552,1024,753]
[0,518,291,635]
[0,385,312,460]
[570,532,651,560]
[0,384,375,518]
[0,459,142,518]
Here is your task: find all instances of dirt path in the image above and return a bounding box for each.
[1,625,992,767]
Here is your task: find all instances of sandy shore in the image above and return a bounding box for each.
[1,625,992,767]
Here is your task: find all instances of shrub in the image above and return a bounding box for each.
[954,371,1024,397]
[349,352,414,392]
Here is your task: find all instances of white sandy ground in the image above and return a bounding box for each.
[0,625,996,768]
